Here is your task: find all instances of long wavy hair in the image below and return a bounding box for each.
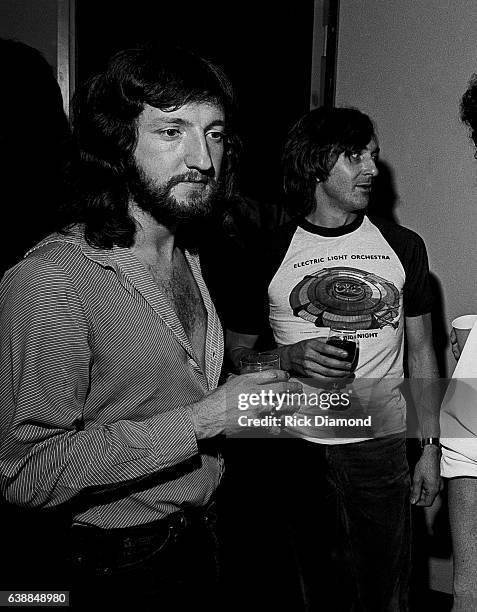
[282,106,376,218]
[61,43,240,249]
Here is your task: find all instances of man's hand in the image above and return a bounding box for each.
[450,327,461,361]
[280,338,353,378]
[189,369,302,439]
[410,446,442,506]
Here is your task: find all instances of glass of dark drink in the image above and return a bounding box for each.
[327,328,359,367]
[326,328,359,394]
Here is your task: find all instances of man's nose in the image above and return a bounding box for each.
[184,134,213,172]
[363,157,378,177]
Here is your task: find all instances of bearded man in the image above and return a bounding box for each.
[0,43,296,611]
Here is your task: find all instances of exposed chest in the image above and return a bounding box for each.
[145,255,208,370]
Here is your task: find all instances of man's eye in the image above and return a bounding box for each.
[349,152,362,162]
[207,131,225,142]
[160,128,181,139]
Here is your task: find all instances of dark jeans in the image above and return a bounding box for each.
[67,502,219,611]
[283,436,411,612]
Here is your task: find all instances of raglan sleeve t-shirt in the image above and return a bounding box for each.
[226,214,434,442]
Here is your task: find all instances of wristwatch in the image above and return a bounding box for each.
[420,437,440,450]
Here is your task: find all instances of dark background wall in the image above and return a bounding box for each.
[0,0,57,69]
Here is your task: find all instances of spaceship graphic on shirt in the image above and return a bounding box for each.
[289,266,400,330]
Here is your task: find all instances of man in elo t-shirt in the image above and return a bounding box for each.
[226,107,441,611]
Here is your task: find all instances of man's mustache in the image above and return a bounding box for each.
[167,172,215,187]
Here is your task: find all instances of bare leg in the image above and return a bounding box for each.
[448,477,477,612]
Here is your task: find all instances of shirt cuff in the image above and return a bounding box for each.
[150,406,199,468]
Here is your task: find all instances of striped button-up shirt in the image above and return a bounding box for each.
[0,227,224,528]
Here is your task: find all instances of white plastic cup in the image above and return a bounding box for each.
[452,315,477,352]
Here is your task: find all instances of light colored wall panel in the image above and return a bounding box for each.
[336,0,477,377]
[335,0,477,594]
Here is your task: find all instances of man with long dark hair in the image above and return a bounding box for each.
[0,43,298,610]
[226,106,441,611]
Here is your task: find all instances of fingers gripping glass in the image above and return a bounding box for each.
[326,328,359,392]
[326,328,359,365]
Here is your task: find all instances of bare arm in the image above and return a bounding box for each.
[406,313,442,506]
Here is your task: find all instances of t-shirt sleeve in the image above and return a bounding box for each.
[402,232,434,316]
[370,216,434,317]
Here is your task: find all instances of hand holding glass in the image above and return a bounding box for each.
[239,353,282,433]
[326,328,359,393]
[326,328,359,368]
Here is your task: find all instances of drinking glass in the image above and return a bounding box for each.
[326,328,359,367]
[326,328,359,393]
[239,353,281,433]
[239,353,280,373]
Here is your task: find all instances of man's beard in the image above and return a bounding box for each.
[128,165,223,232]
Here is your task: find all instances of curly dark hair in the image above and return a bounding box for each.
[282,106,376,217]
[62,42,240,249]
[461,74,477,150]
